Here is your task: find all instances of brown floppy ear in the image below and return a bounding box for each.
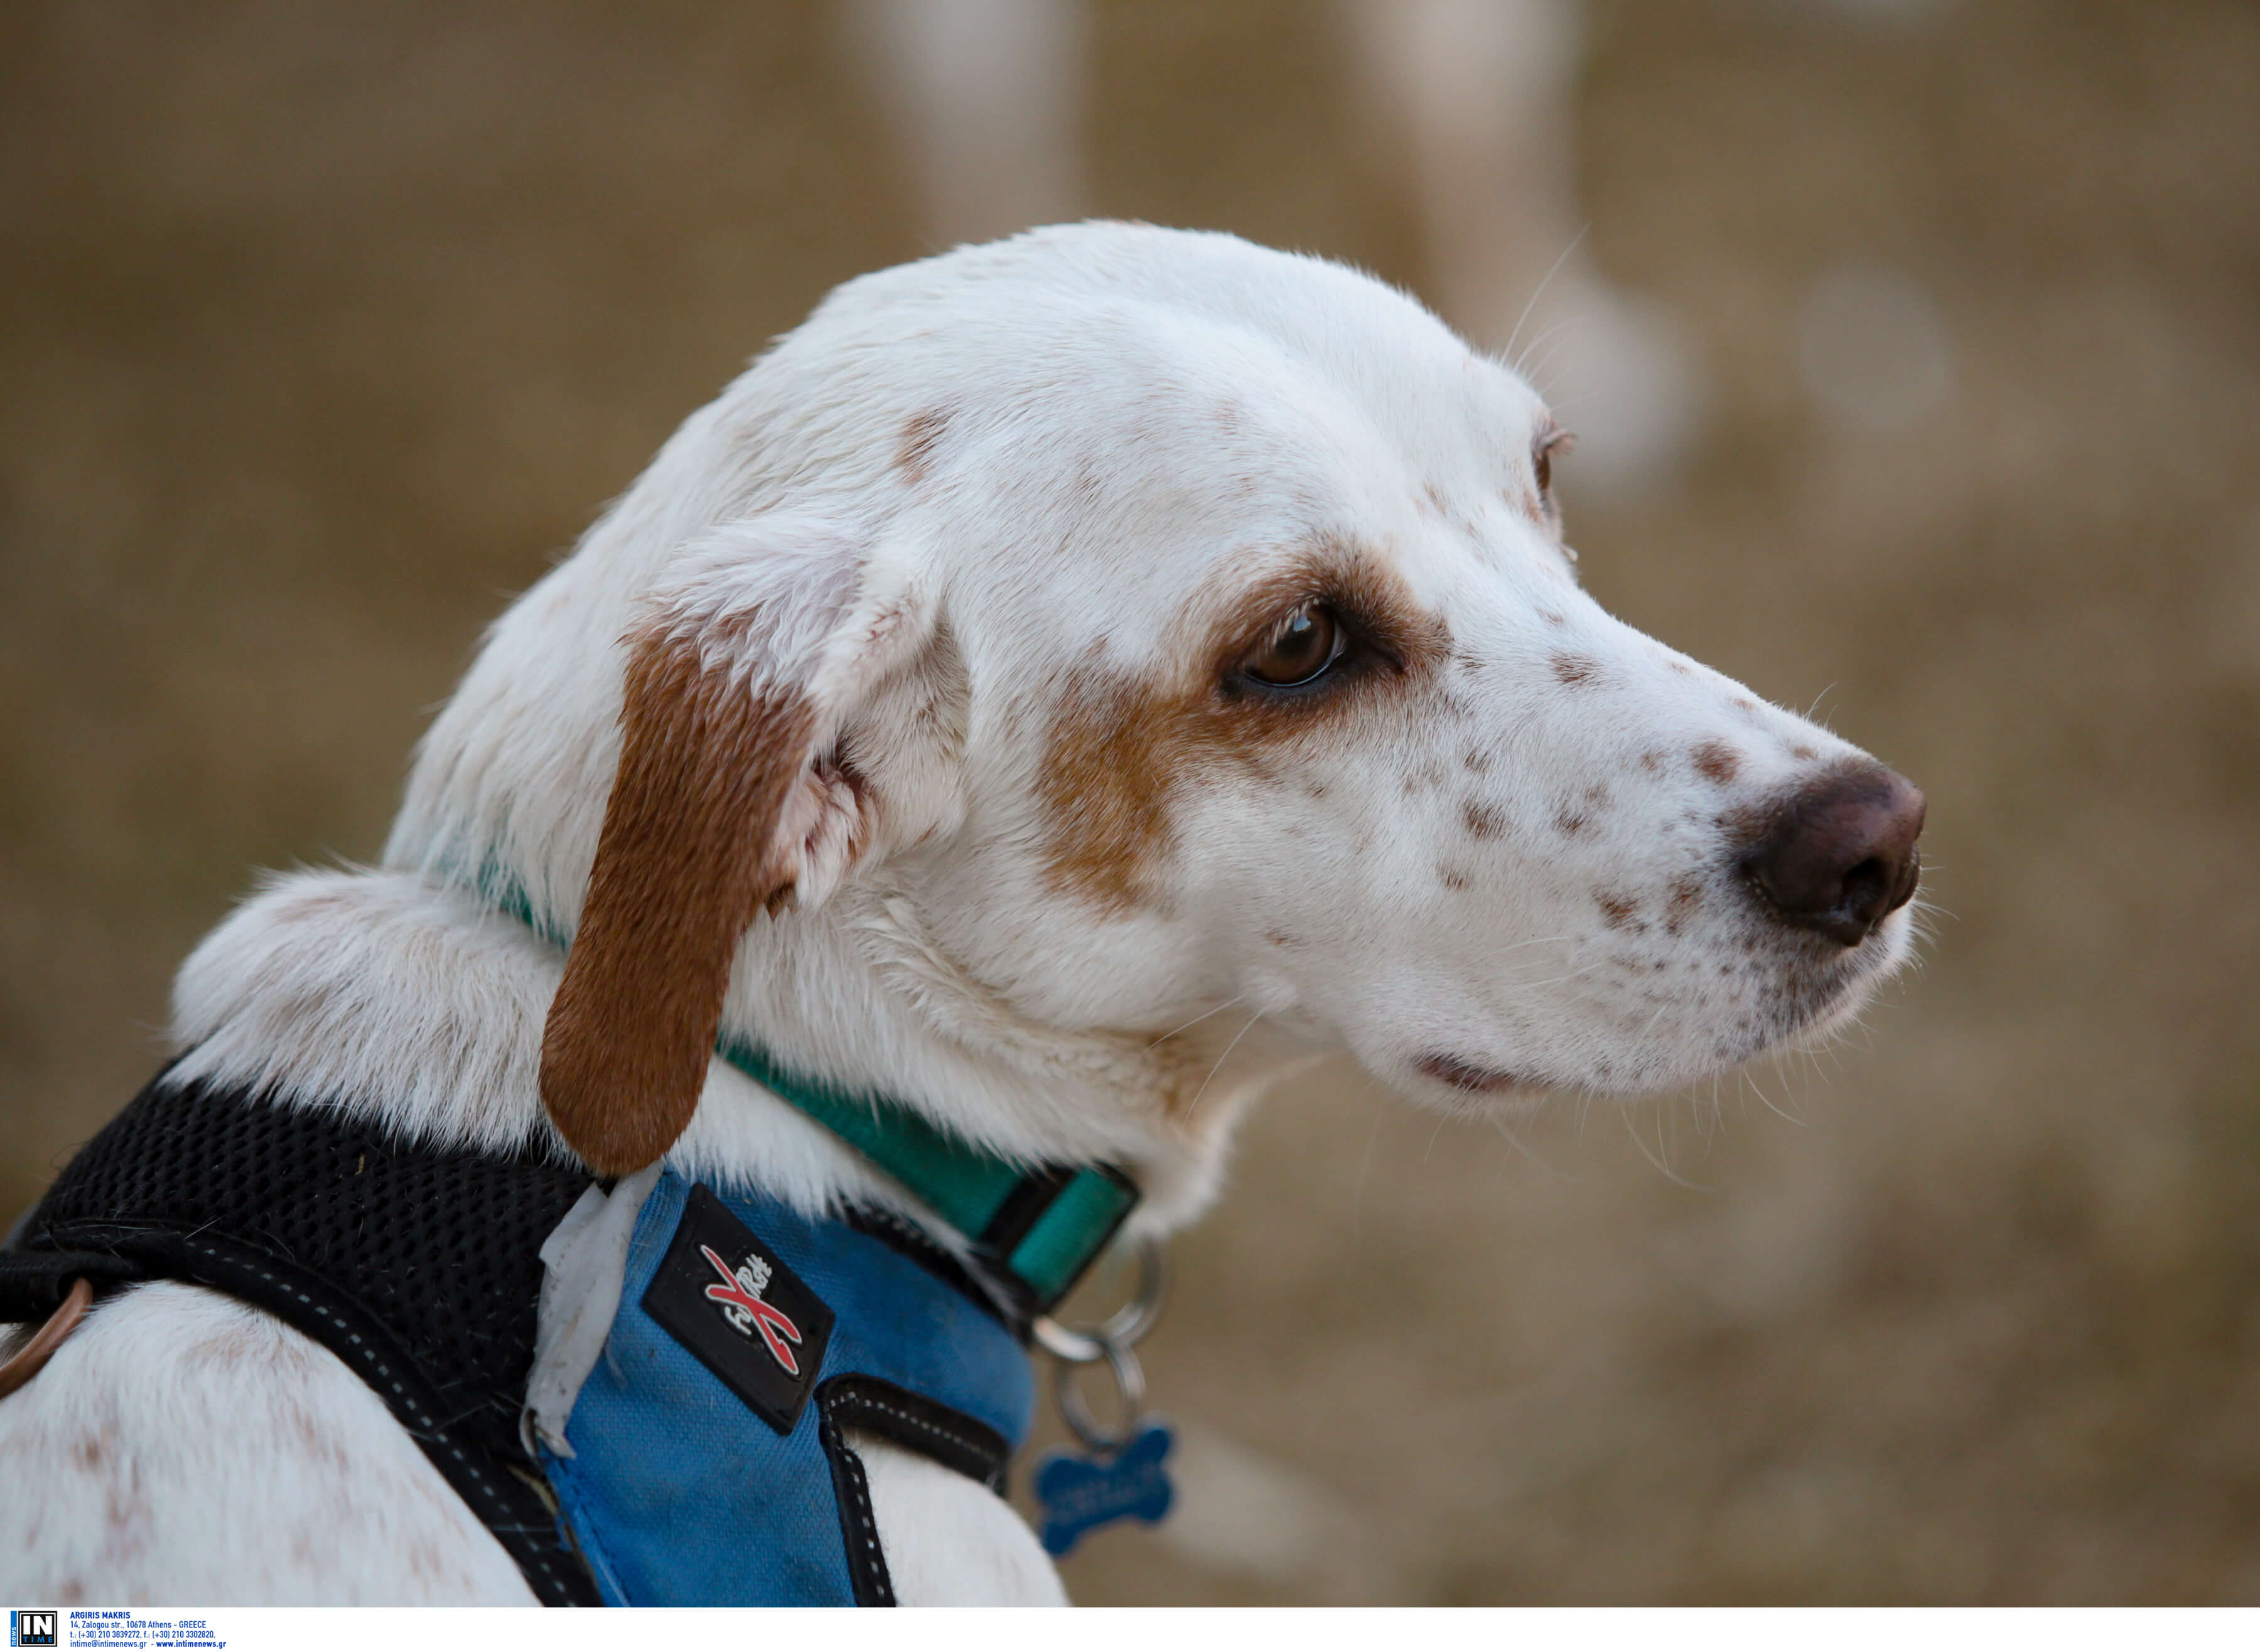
[539,521,924,1175]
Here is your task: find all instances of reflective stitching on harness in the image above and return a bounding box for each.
[815,1396,896,1607]
[836,1392,989,1461]
[841,1464,884,1574]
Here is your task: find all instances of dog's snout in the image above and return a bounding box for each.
[1739,763,1926,947]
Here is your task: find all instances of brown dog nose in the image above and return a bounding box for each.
[1740,763,1926,947]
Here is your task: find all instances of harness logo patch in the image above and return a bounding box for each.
[698,1242,804,1375]
[642,1184,836,1435]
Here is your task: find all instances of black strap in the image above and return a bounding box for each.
[815,1386,897,1607]
[0,1248,145,1321]
[821,1372,1013,1494]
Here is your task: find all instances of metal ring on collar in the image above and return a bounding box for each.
[1030,1234,1166,1364]
[1052,1336,1146,1455]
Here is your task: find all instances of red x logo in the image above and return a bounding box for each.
[699,1244,805,1376]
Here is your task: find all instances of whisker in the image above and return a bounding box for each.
[1508,959,1610,990]
[1351,1090,1389,1250]
[1519,328,1584,399]
[1622,1100,1709,1191]
[1146,994,1247,1048]
[1504,225,1590,368]
[1182,1008,1265,1123]
[1510,317,1574,382]
[1422,1109,1454,1166]
[1500,933,1582,955]
[1487,1112,1581,1184]
[1741,1066,1804,1127]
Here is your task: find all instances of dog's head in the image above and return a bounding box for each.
[389,224,1923,1176]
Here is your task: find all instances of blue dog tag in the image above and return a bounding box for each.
[1033,1419,1176,1557]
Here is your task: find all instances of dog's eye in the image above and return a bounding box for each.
[1242,604,1343,688]
[1534,424,1574,512]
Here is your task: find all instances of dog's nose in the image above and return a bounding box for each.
[1740,763,1926,947]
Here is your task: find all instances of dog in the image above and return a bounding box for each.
[0,222,1923,1605]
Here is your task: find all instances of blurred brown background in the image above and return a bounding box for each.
[6,0,2259,1606]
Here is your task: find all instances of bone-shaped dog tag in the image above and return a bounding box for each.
[1032,1418,1175,1557]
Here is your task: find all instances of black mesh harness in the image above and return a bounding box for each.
[1,1066,606,1604]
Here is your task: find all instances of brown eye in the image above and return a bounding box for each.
[1534,425,1574,510]
[1242,604,1342,687]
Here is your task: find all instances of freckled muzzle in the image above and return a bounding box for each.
[1736,761,1927,948]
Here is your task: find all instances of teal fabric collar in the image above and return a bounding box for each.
[483,876,1138,1316]
[714,1037,1138,1314]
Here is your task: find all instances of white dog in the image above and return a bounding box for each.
[0,223,1922,1606]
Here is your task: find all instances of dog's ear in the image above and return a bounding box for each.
[540,517,934,1176]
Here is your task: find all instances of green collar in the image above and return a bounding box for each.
[714,1037,1137,1314]
[485,876,1137,1316]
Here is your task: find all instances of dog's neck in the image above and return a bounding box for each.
[168,864,1313,1241]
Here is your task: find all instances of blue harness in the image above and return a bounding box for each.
[541,1171,1035,1607]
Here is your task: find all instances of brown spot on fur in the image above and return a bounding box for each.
[896,407,949,485]
[181,1324,262,1370]
[1040,542,1447,911]
[1692,740,1741,785]
[1583,783,1612,811]
[542,629,819,1175]
[1667,658,1694,676]
[1420,481,1448,518]
[1265,930,1296,947]
[105,1474,141,1540]
[1439,864,1472,893]
[1733,696,1758,713]
[1538,609,1566,628]
[404,1539,459,1586]
[1596,892,1638,929]
[1639,749,1665,773]
[1463,799,1507,839]
[1551,652,1601,687]
[1463,747,1491,775]
[1790,744,1817,761]
[1554,807,1590,836]
[1666,876,1704,935]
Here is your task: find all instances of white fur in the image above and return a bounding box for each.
[1,223,1913,1604]
[0,1283,534,1605]
[851,1429,1070,1606]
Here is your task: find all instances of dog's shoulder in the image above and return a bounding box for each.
[0,1280,535,1604]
